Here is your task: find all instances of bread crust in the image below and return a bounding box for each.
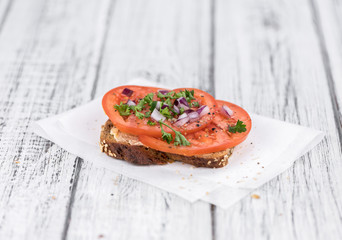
[100,119,233,168]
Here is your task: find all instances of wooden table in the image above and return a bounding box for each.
[1,0,341,239]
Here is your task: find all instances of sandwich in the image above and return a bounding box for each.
[101,85,251,168]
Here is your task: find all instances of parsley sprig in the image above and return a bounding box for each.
[147,120,156,126]
[228,120,247,133]
[135,111,145,119]
[114,89,196,147]
[160,107,172,119]
[159,121,190,146]
[191,101,199,107]
[149,101,157,112]
[143,93,154,104]
[158,89,195,103]
[135,99,146,111]
[114,93,154,118]
[157,91,175,99]
[184,89,195,102]
[114,102,131,116]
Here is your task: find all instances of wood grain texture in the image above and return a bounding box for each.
[68,163,212,240]
[0,0,341,239]
[0,0,112,239]
[213,0,342,239]
[311,0,342,145]
[66,0,214,239]
[0,0,12,34]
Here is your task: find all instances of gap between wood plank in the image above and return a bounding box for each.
[0,0,14,35]
[210,204,216,240]
[309,0,342,222]
[209,0,216,239]
[309,0,342,147]
[209,0,216,97]
[90,0,116,99]
[61,158,83,240]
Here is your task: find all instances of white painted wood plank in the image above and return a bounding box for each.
[1,0,339,239]
[68,163,212,240]
[214,0,342,239]
[0,0,112,239]
[66,0,214,239]
[312,0,342,141]
[0,0,12,33]
[311,0,342,122]
[93,0,213,95]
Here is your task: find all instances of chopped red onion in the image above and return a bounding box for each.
[151,109,165,122]
[222,105,234,117]
[158,89,170,95]
[197,105,209,117]
[178,113,188,120]
[174,98,190,110]
[122,88,133,97]
[184,109,194,114]
[173,105,180,114]
[175,97,189,106]
[179,104,190,110]
[173,99,180,107]
[161,103,169,109]
[178,97,189,107]
[156,101,161,110]
[174,116,190,127]
[126,100,136,106]
[188,111,200,122]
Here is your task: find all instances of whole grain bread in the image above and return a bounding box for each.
[100,119,233,168]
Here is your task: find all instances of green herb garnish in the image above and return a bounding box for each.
[184,89,195,102]
[160,107,172,119]
[147,120,156,126]
[157,92,166,99]
[150,101,157,112]
[143,93,154,105]
[157,90,195,102]
[228,120,247,133]
[135,99,146,111]
[135,111,145,119]
[157,91,175,99]
[159,121,190,146]
[191,101,200,107]
[114,102,131,116]
[164,98,172,107]
[144,111,151,118]
[160,123,173,144]
[172,92,184,99]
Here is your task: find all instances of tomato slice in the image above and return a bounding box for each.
[138,100,252,156]
[102,86,218,137]
[171,88,217,134]
[102,85,167,137]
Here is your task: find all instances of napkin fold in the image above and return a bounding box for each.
[31,80,324,208]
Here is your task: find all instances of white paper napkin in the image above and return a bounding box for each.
[31,79,324,208]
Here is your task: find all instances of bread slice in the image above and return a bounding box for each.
[100,119,233,168]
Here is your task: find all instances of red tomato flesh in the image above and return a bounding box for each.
[102,86,218,137]
[138,100,252,156]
